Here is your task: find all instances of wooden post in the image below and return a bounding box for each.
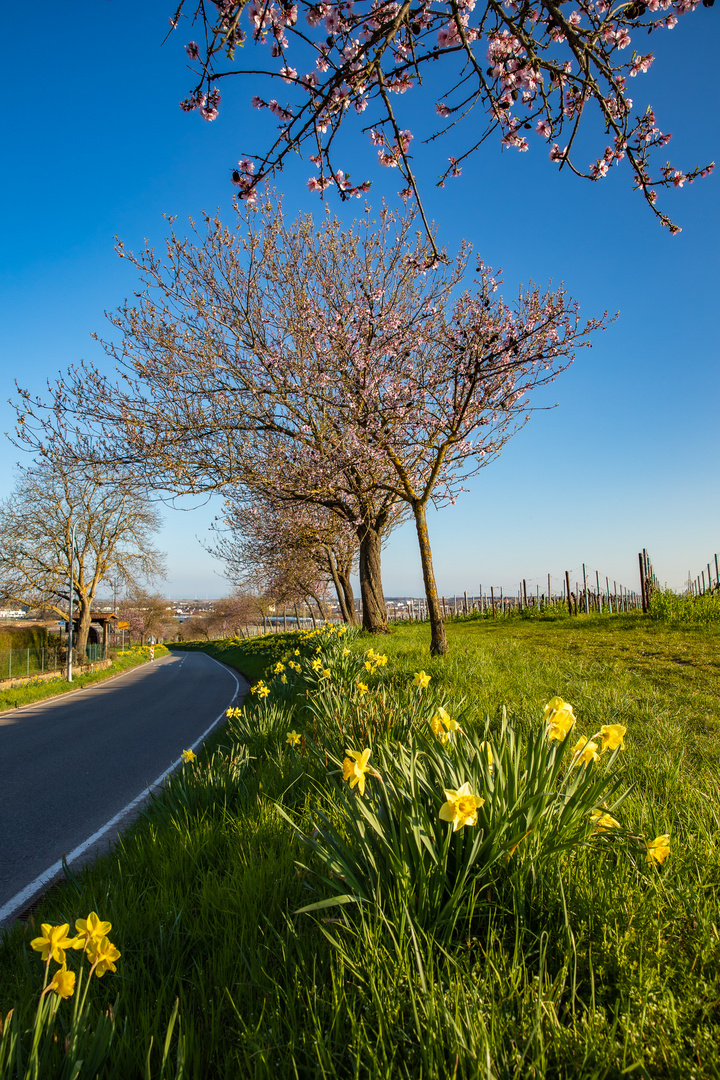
[490,586,496,618]
[638,553,647,613]
[565,571,572,615]
[463,590,468,615]
[582,564,589,615]
[523,579,528,607]
[548,574,551,607]
[715,554,720,590]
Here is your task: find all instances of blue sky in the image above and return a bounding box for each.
[1,2,717,599]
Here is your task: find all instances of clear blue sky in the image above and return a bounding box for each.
[1,2,717,599]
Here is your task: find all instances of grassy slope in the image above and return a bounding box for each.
[0,617,718,1079]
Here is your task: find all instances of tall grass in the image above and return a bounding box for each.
[649,586,720,626]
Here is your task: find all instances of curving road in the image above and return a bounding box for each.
[0,650,245,927]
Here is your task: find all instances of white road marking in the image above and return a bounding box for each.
[0,654,242,927]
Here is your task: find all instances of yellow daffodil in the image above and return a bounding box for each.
[280,674,287,683]
[311,657,322,671]
[646,835,670,866]
[342,748,373,796]
[337,626,347,636]
[543,695,570,722]
[321,668,331,679]
[286,730,301,746]
[600,724,626,752]
[256,684,270,698]
[30,924,77,965]
[364,660,376,673]
[430,707,459,743]
[46,964,76,999]
[273,662,285,674]
[225,707,234,717]
[570,736,600,767]
[182,748,196,763]
[479,741,494,768]
[439,783,484,832]
[590,809,621,832]
[356,681,369,695]
[544,697,576,742]
[75,912,112,948]
[413,671,431,689]
[87,936,121,977]
[342,648,350,657]
[294,649,300,656]
[374,654,388,666]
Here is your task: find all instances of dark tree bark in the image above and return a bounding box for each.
[412,502,448,656]
[357,524,388,634]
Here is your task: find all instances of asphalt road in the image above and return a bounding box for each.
[0,650,244,924]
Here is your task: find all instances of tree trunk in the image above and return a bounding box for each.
[308,601,317,629]
[337,567,358,626]
[311,592,330,623]
[75,593,93,658]
[325,545,351,623]
[294,602,302,630]
[357,524,388,634]
[412,502,448,656]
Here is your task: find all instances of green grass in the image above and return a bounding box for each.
[0,645,169,713]
[1,618,719,1079]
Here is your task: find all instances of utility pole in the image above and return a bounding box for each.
[66,523,76,682]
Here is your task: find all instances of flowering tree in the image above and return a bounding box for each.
[213,493,360,623]
[118,586,172,644]
[170,0,712,240]
[14,198,606,652]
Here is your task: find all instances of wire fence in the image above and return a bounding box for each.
[389,560,648,622]
[0,644,107,681]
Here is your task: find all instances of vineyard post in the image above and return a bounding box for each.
[715,555,720,589]
[523,579,528,608]
[548,573,551,607]
[490,586,496,618]
[708,563,713,592]
[582,564,589,615]
[464,590,468,615]
[638,553,647,612]
[565,571,572,615]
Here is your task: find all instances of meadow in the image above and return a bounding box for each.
[0,612,718,1079]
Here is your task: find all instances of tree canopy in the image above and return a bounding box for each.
[170,0,713,242]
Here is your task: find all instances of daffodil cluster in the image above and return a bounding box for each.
[30,912,121,1001]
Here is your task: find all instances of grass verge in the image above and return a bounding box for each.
[1,617,718,1079]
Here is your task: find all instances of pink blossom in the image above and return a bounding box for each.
[185,41,201,60]
[436,103,452,118]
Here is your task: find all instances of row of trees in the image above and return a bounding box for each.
[15,197,607,654]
